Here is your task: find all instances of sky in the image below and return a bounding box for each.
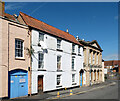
[5,2,118,61]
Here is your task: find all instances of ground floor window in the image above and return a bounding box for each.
[72,74,75,83]
[57,75,61,85]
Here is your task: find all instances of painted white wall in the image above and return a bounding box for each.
[31,29,84,93]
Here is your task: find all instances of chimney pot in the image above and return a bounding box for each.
[66,28,69,33]
[76,36,79,40]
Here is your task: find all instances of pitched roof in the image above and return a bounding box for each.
[19,12,82,46]
[104,60,120,67]
[78,39,103,51]
[4,13,16,21]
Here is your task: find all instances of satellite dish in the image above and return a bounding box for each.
[39,41,47,49]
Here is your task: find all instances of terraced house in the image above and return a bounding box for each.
[18,12,84,94]
[78,39,104,86]
[0,2,30,99]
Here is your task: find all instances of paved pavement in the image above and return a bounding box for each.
[8,80,119,101]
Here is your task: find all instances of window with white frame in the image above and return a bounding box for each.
[72,57,75,70]
[15,39,24,58]
[57,75,61,85]
[39,32,44,41]
[57,39,61,49]
[38,53,44,69]
[72,44,75,53]
[72,74,75,83]
[57,55,61,70]
[78,45,80,54]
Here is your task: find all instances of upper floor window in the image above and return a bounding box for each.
[72,44,75,53]
[57,75,61,86]
[72,56,75,70]
[38,53,44,69]
[78,45,80,54]
[72,74,75,83]
[57,39,61,49]
[39,32,44,41]
[57,55,61,70]
[15,39,24,58]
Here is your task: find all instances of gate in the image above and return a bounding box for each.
[9,69,28,98]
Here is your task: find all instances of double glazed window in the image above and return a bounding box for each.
[15,39,23,58]
[57,39,61,49]
[72,57,75,70]
[72,44,75,53]
[57,75,61,85]
[72,74,75,83]
[57,56,61,70]
[39,32,44,41]
[38,53,44,69]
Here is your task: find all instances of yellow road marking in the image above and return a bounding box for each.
[50,82,116,99]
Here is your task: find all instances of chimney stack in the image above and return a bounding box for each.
[0,1,5,16]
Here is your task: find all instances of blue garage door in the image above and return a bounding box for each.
[9,69,28,98]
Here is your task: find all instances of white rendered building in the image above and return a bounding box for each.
[18,12,84,94]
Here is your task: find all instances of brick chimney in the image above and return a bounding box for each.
[0,1,5,16]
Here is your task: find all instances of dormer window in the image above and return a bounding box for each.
[72,44,75,53]
[57,39,61,49]
[39,31,44,41]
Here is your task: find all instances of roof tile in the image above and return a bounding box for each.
[20,12,82,46]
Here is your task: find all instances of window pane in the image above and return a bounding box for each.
[57,75,61,85]
[57,39,61,49]
[15,39,23,57]
[72,44,75,53]
[39,32,44,41]
[72,57,74,70]
[57,56,61,70]
[38,53,44,68]
[72,74,75,82]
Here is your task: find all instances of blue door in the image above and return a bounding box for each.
[80,73,82,86]
[9,69,28,98]
[10,75,19,98]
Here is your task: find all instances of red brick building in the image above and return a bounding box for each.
[104,60,120,74]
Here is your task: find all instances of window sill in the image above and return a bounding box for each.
[72,70,76,71]
[15,57,25,60]
[56,49,63,52]
[38,69,46,71]
[72,53,76,55]
[72,83,76,85]
[57,70,63,72]
[78,54,81,56]
[56,85,62,88]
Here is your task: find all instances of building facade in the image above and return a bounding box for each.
[104,60,120,80]
[18,12,84,94]
[78,39,104,86]
[0,2,30,98]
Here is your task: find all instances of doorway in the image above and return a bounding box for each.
[38,75,43,93]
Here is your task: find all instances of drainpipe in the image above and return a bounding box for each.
[29,28,32,96]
